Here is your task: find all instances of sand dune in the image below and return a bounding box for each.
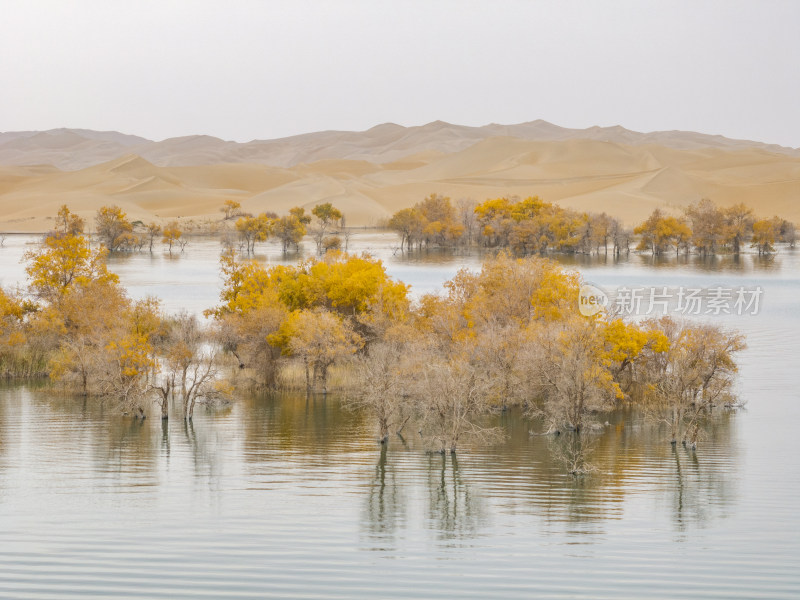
[0,122,799,232]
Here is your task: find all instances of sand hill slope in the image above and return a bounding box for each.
[0,122,798,232]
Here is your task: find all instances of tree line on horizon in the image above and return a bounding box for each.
[387,194,797,257]
[0,205,746,464]
[37,199,349,257]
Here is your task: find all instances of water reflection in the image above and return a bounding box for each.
[102,415,159,477]
[552,248,787,273]
[239,391,370,463]
[426,453,487,541]
[362,445,406,548]
[0,380,784,599]
[664,415,738,533]
[0,382,743,538]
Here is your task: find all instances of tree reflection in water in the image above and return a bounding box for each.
[0,386,741,541]
[362,444,406,550]
[426,453,487,541]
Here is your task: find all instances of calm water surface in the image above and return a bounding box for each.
[0,233,798,599]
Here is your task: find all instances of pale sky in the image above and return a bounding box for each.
[1,0,799,146]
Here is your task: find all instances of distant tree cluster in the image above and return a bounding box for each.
[387,193,466,251]
[388,195,797,258]
[473,196,627,255]
[230,202,345,255]
[49,204,187,254]
[635,198,796,256]
[388,194,628,255]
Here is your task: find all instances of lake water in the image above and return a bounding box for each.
[1,233,798,599]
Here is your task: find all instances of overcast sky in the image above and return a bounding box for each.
[1,0,798,146]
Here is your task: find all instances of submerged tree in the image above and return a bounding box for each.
[685,199,725,256]
[235,213,274,253]
[54,205,85,237]
[95,205,135,251]
[154,312,225,420]
[24,233,118,307]
[412,352,501,454]
[634,209,692,256]
[145,222,162,252]
[348,341,412,442]
[528,318,622,433]
[162,221,183,253]
[273,208,310,253]
[636,316,745,448]
[311,202,343,255]
[751,217,781,255]
[274,308,362,393]
[388,194,464,250]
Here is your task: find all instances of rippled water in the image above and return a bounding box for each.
[1,233,799,598]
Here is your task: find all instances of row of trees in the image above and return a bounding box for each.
[388,195,797,257]
[231,201,345,254]
[1,205,746,457]
[49,199,349,258]
[635,198,796,256]
[388,194,629,255]
[53,204,186,253]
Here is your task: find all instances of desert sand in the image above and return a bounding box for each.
[0,121,798,232]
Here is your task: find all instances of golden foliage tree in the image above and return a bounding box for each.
[634,209,692,256]
[95,205,135,251]
[751,217,781,255]
[311,202,343,255]
[221,199,242,220]
[54,205,85,236]
[162,221,183,253]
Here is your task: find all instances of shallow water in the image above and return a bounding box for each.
[0,233,798,598]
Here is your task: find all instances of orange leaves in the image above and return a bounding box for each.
[0,287,26,323]
[528,264,580,322]
[221,199,242,220]
[271,308,363,391]
[601,319,650,364]
[311,202,342,226]
[55,205,85,236]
